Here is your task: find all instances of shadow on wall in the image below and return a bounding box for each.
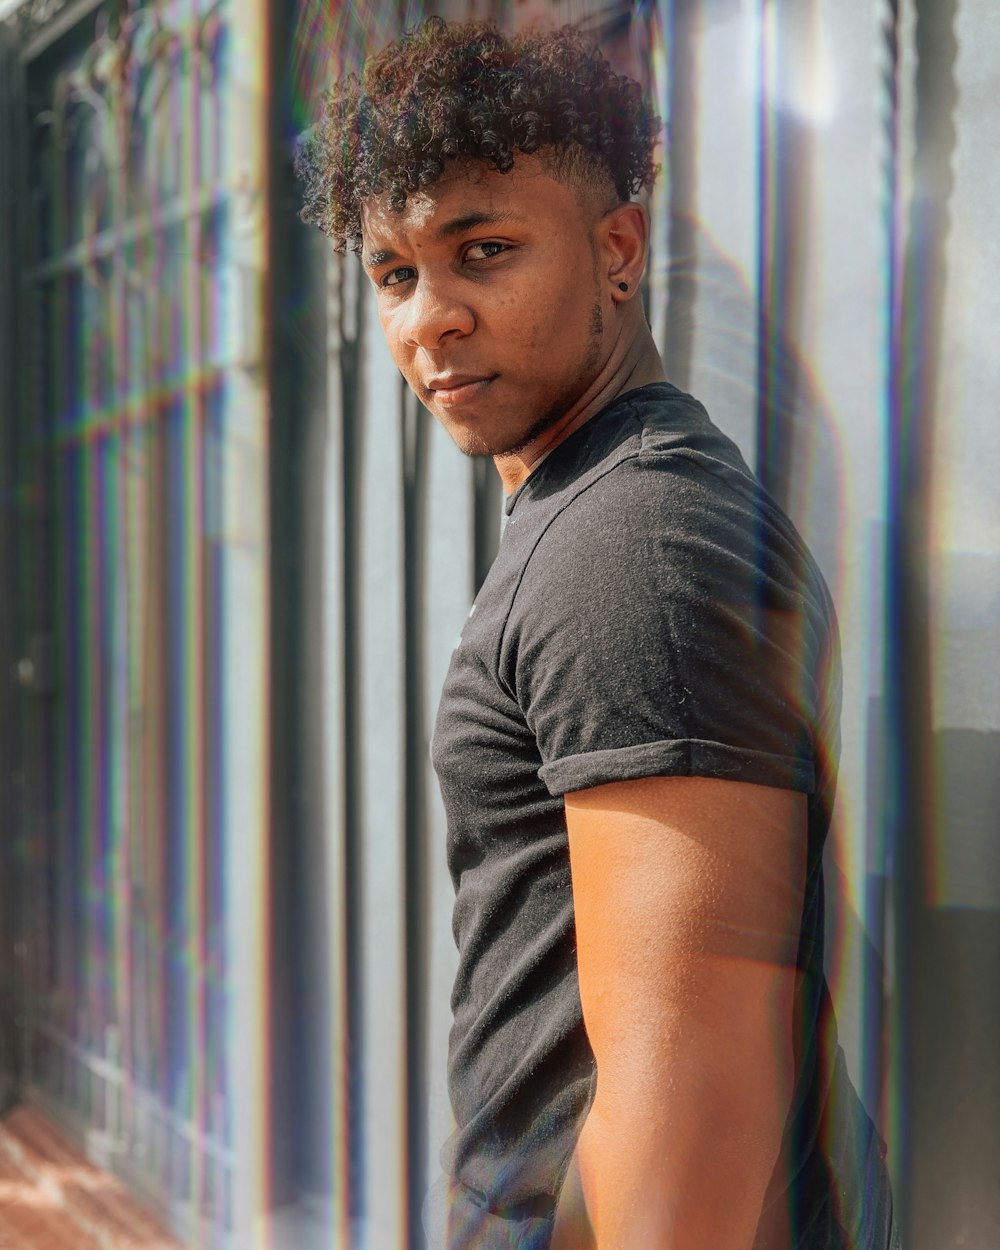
[658,202,1000,1250]
[654,212,903,1131]
[656,217,845,585]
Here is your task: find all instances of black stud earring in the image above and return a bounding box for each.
[618,281,629,292]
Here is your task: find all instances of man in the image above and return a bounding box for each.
[299,16,897,1250]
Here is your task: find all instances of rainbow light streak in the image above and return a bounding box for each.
[180,0,207,1225]
[749,4,896,1243]
[290,9,410,1248]
[31,0,238,1236]
[289,0,390,136]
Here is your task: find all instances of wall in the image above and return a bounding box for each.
[2,0,997,1247]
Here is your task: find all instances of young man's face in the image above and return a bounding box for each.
[360,155,613,460]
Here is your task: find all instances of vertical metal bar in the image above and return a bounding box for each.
[180,0,208,1220]
[421,421,478,1250]
[78,103,109,1090]
[161,46,182,1205]
[661,0,697,393]
[124,30,158,1156]
[357,270,409,1250]
[645,0,670,359]
[144,37,172,1206]
[887,1,957,1239]
[49,81,78,1055]
[867,0,901,1143]
[340,248,364,1245]
[754,0,775,485]
[0,25,25,1107]
[471,457,500,598]
[107,42,134,1156]
[760,2,815,509]
[222,0,271,1238]
[402,384,429,1250]
[202,32,229,1232]
[322,246,353,1248]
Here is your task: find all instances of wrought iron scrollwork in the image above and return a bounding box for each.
[3,0,80,41]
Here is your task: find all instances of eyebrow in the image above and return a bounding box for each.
[362,208,520,270]
[436,208,517,238]
[363,248,400,270]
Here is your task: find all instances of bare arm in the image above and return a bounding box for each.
[549,774,806,1250]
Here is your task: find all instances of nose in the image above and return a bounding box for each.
[400,274,475,349]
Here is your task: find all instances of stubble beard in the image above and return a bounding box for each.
[454,297,605,460]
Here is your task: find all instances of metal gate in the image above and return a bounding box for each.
[4,0,270,1244]
[0,14,26,1122]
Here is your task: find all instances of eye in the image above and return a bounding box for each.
[380,265,417,289]
[464,241,508,262]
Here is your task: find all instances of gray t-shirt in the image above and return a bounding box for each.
[431,382,892,1249]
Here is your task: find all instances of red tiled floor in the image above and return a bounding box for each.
[0,1106,189,1250]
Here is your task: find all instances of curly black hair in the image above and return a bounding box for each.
[297,16,661,253]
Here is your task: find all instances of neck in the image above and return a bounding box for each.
[493,319,666,495]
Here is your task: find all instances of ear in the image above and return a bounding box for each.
[600,201,649,303]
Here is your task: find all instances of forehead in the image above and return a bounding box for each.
[360,156,584,252]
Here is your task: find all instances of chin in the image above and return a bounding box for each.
[451,430,523,459]
[435,412,529,460]
[448,404,566,461]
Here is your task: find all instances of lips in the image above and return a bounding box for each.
[426,374,497,407]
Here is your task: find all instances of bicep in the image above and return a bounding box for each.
[564,775,806,1111]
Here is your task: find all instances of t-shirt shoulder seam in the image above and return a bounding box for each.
[628,406,761,497]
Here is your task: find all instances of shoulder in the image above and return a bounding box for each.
[497,394,839,797]
[515,420,822,633]
[517,384,772,561]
